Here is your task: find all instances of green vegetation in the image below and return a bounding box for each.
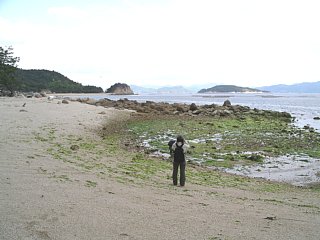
[198,84,266,93]
[85,180,97,187]
[117,153,171,182]
[0,46,20,96]
[14,69,103,93]
[1,46,102,94]
[54,175,72,182]
[33,112,320,192]
[127,115,320,168]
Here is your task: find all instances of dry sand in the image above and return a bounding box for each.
[0,97,319,240]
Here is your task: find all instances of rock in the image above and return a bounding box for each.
[247,153,263,162]
[279,111,292,118]
[75,96,293,120]
[175,106,185,112]
[190,103,198,111]
[70,145,80,151]
[314,117,320,120]
[221,110,232,116]
[40,92,47,97]
[85,98,97,105]
[47,96,56,101]
[192,110,202,115]
[223,100,231,107]
[106,83,134,95]
[212,110,230,117]
[34,93,42,98]
[203,104,218,109]
[62,99,69,104]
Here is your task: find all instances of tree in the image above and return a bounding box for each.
[0,46,20,96]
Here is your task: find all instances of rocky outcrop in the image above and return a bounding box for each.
[78,98,293,121]
[105,83,134,95]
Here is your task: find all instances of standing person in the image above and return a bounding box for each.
[171,135,189,187]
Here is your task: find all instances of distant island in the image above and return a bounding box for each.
[106,83,134,95]
[198,85,266,93]
[14,69,103,93]
[258,81,320,93]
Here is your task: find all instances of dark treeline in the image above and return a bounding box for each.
[198,85,267,93]
[14,69,103,93]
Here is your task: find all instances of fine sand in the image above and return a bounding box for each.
[0,97,319,240]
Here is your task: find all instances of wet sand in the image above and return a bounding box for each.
[226,155,320,186]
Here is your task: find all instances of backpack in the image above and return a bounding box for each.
[174,144,185,163]
[168,140,175,149]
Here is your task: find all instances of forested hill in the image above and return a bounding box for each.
[14,69,103,93]
[198,85,265,93]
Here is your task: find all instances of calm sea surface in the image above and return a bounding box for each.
[71,93,320,131]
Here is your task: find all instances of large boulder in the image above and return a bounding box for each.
[223,99,232,107]
[190,103,198,111]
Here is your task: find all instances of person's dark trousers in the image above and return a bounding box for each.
[173,161,186,186]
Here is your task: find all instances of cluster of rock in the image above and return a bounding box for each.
[25,92,49,98]
[0,90,73,105]
[77,97,292,119]
[0,90,50,98]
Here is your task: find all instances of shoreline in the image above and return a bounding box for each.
[1,97,320,240]
[50,92,320,131]
[3,95,319,186]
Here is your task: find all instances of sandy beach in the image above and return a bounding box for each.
[1,97,320,240]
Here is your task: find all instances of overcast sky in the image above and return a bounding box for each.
[1,0,320,89]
